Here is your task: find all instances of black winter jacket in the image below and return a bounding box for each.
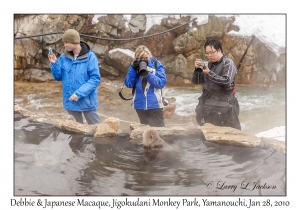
[191,55,237,94]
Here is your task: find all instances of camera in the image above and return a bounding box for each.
[48,47,53,55]
[195,60,208,73]
[162,97,168,106]
[137,58,148,77]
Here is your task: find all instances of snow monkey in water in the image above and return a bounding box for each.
[142,128,180,162]
[142,128,172,149]
[143,128,167,148]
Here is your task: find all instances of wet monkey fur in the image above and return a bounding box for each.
[142,128,172,149]
[142,128,180,162]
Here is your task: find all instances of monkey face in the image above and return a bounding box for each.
[143,129,165,148]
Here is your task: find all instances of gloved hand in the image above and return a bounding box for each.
[131,59,140,71]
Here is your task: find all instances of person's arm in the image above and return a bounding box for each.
[146,61,167,89]
[73,53,101,99]
[207,59,237,88]
[124,65,139,88]
[49,54,63,81]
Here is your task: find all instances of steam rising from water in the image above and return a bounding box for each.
[164,86,285,138]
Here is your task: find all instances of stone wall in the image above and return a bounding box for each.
[14,14,286,87]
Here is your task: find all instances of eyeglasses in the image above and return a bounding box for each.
[205,50,217,56]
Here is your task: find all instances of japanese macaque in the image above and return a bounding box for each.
[142,128,180,162]
[142,128,171,149]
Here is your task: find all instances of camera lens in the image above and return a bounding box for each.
[199,61,206,70]
[138,59,148,77]
[195,61,207,73]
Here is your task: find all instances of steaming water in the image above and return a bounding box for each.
[14,82,286,195]
[164,85,286,137]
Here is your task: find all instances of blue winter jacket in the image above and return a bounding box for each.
[50,41,101,112]
[124,57,167,110]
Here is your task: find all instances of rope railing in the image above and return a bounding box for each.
[14,18,196,41]
[97,112,194,127]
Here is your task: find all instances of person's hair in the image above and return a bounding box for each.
[135,45,152,59]
[204,39,223,53]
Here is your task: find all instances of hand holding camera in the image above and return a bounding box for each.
[131,58,149,77]
[131,59,140,71]
[48,47,57,63]
[195,59,209,74]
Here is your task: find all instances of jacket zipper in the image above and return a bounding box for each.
[145,87,148,110]
[89,95,92,105]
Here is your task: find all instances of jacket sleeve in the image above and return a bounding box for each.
[74,53,101,99]
[146,61,167,89]
[124,66,138,88]
[207,59,237,88]
[191,69,205,84]
[50,56,63,81]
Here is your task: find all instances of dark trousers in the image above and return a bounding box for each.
[67,110,100,125]
[136,108,165,127]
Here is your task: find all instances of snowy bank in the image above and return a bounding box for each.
[256,126,285,141]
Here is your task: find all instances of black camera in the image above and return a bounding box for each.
[137,58,148,77]
[162,97,168,106]
[195,61,208,73]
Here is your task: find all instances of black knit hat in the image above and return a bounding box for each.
[62,29,80,44]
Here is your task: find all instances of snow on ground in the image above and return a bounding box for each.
[255,126,286,141]
[92,15,107,24]
[226,15,286,55]
[145,15,166,33]
[109,48,135,58]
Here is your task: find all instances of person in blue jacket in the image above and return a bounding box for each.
[48,29,101,124]
[124,45,167,127]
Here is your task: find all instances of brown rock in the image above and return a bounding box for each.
[130,123,141,131]
[130,124,151,140]
[172,34,199,57]
[129,124,201,140]
[105,50,133,75]
[13,15,285,87]
[14,104,32,117]
[94,123,117,138]
[61,120,96,135]
[103,117,120,132]
[174,76,192,86]
[201,123,261,147]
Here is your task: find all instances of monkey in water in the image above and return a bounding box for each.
[142,128,180,161]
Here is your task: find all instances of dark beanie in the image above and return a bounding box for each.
[62,29,80,44]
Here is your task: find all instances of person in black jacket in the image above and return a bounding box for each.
[192,39,241,130]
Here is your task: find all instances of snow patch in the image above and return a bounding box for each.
[109,48,135,58]
[92,15,107,24]
[145,15,166,33]
[255,126,286,141]
[227,15,285,56]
